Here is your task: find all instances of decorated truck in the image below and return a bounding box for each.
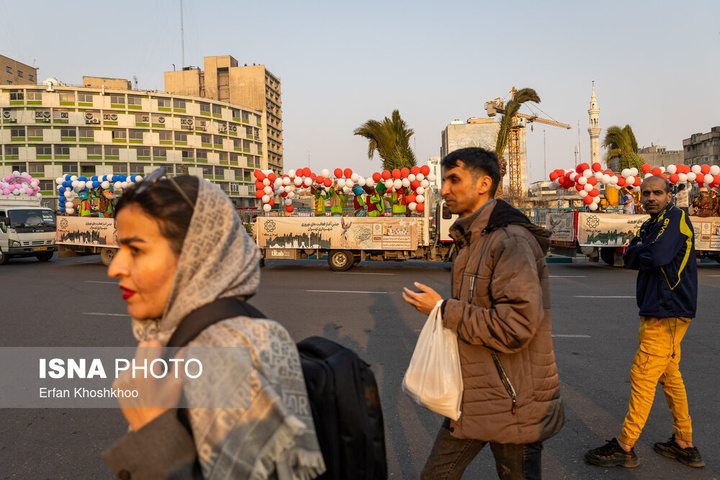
[547,210,720,266]
[0,196,56,265]
[56,216,118,266]
[256,198,457,271]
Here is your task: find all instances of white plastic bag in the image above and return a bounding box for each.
[402,300,463,420]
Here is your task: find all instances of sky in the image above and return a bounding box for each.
[1,0,718,183]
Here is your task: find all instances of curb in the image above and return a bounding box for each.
[546,256,589,264]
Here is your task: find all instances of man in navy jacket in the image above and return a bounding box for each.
[586,176,704,469]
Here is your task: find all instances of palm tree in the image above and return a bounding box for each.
[354,110,416,170]
[603,125,643,172]
[494,88,541,199]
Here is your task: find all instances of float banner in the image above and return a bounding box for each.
[690,216,720,251]
[56,216,117,247]
[0,347,250,408]
[257,216,418,251]
[547,212,575,242]
[577,212,649,247]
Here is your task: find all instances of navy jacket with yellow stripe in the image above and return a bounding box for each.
[623,204,697,319]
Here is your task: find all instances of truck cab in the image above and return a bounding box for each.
[0,197,57,265]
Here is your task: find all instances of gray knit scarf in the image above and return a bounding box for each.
[132,179,325,480]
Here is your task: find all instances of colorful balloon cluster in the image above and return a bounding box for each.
[1,171,41,197]
[549,162,720,211]
[55,174,142,214]
[254,165,436,213]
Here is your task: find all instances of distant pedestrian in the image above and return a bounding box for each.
[622,186,635,214]
[585,176,703,469]
[674,183,689,215]
[692,187,713,217]
[710,188,719,216]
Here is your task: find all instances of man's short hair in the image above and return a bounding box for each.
[441,147,501,197]
[641,175,671,193]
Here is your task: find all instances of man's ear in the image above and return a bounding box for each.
[477,175,493,195]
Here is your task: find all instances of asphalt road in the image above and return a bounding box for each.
[0,254,718,479]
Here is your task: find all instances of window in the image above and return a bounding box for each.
[54,145,70,156]
[112,129,127,140]
[157,98,171,109]
[105,146,120,156]
[26,91,42,101]
[113,164,128,174]
[128,129,143,141]
[153,147,167,158]
[62,162,78,173]
[231,109,240,120]
[59,92,74,103]
[110,95,125,105]
[5,66,11,73]
[17,70,23,78]
[129,163,145,174]
[27,126,44,138]
[215,166,225,176]
[127,96,142,106]
[9,91,24,101]
[28,74,33,82]
[202,166,212,176]
[78,127,94,139]
[60,127,76,139]
[199,102,210,114]
[35,145,52,156]
[80,163,96,176]
[212,104,222,115]
[136,147,150,157]
[6,81,11,85]
[158,130,172,142]
[86,145,102,156]
[181,149,193,160]
[242,111,249,122]
[214,135,223,147]
[174,131,187,142]
[39,180,54,191]
[196,149,208,160]
[78,92,93,103]
[10,126,25,137]
[173,99,186,109]
[230,153,238,164]
[200,134,211,144]
[28,163,44,174]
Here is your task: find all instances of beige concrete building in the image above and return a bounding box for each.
[83,76,131,90]
[683,126,720,166]
[165,56,283,173]
[638,145,683,167]
[1,54,37,86]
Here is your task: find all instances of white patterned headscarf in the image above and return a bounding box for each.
[132,178,325,480]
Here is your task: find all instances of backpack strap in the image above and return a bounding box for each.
[167,297,266,348]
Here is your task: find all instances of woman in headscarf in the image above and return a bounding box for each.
[103,171,325,480]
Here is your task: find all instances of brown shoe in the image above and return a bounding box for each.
[653,434,705,468]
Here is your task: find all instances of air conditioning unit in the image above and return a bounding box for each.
[92,119,100,124]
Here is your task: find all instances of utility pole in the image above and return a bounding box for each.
[543,129,547,181]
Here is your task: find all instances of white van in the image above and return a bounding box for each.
[0,196,57,265]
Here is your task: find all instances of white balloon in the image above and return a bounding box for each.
[66,207,75,214]
[408,174,416,182]
[293,177,303,186]
[658,166,666,173]
[569,172,578,181]
[100,181,109,189]
[621,168,630,178]
[263,186,273,195]
[304,177,312,187]
[593,195,601,203]
[56,177,64,185]
[263,204,272,212]
[421,179,430,188]
[630,168,639,176]
[583,170,592,178]
[667,165,677,174]
[577,176,587,185]
[262,194,270,203]
[285,199,292,206]
[346,179,354,188]
[384,179,393,189]
[579,190,588,197]
[64,191,73,198]
[343,186,351,194]
[408,202,417,211]
[625,176,635,187]
[416,173,425,181]
[134,176,143,182]
[287,191,296,199]
[589,203,598,211]
[393,179,403,190]
[427,173,436,182]
[416,194,425,203]
[602,174,611,184]
[114,182,122,189]
[70,175,78,181]
[401,178,410,188]
[321,169,330,178]
[366,178,375,187]
[274,178,283,187]
[711,165,720,175]
[121,182,128,189]
[678,173,687,182]
[594,171,604,180]
[584,184,593,192]
[704,174,714,184]
[36,193,42,199]
[284,185,293,193]
[691,165,701,174]
[12,171,20,177]
[610,176,619,184]
[416,186,425,195]
[358,177,366,187]
[351,173,359,182]
[287,169,296,178]
[336,178,346,188]
[686,172,696,182]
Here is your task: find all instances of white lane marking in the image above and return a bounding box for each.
[549,275,586,278]
[575,295,635,298]
[552,334,592,338]
[306,290,388,294]
[338,272,396,276]
[85,281,118,284]
[83,312,131,317]
[710,275,720,277]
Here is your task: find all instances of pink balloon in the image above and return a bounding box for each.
[2,189,9,196]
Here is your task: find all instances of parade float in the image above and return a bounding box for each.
[0,171,56,265]
[546,162,720,265]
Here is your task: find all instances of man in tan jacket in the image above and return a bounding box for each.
[403,147,564,479]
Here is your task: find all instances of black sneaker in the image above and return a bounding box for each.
[585,438,640,468]
[653,434,705,468]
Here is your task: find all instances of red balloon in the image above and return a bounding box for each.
[634,177,642,186]
[255,190,264,199]
[316,176,325,185]
[268,198,275,207]
[591,163,602,172]
[411,180,421,189]
[406,194,417,203]
[700,164,710,175]
[392,169,401,179]
[641,164,651,174]
[268,172,277,182]
[344,168,353,178]
[549,172,559,181]
[255,180,264,190]
[617,177,626,187]
[306,168,314,177]
[285,205,294,213]
[334,168,343,178]
[583,196,593,205]
[587,177,598,186]
[420,165,430,176]
[401,168,410,178]
[589,188,599,197]
[411,166,420,175]
[381,170,391,180]
[324,178,332,187]
[416,203,425,212]
[575,184,584,191]
[372,172,382,182]
[669,174,679,183]
[651,167,662,176]
[576,163,589,173]
[713,175,720,185]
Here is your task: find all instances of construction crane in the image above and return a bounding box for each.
[485,89,571,195]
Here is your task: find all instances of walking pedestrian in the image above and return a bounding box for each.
[585,176,704,469]
[402,147,564,480]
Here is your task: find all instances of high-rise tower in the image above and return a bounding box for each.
[588,82,601,167]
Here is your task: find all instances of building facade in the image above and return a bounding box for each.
[0,54,37,86]
[638,145,683,168]
[165,56,283,173]
[0,82,264,208]
[683,126,720,166]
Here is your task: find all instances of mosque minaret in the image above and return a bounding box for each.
[588,82,601,167]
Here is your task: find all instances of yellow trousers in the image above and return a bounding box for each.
[619,316,693,447]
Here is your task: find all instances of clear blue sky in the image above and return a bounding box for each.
[2,0,718,182]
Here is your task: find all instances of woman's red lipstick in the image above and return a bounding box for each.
[120,286,135,300]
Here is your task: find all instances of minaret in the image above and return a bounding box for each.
[588,82,601,167]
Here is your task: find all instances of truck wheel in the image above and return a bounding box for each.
[328,250,353,271]
[100,248,116,266]
[600,247,616,266]
[0,249,9,265]
[36,252,53,262]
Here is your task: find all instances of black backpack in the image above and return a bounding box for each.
[168,297,388,480]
